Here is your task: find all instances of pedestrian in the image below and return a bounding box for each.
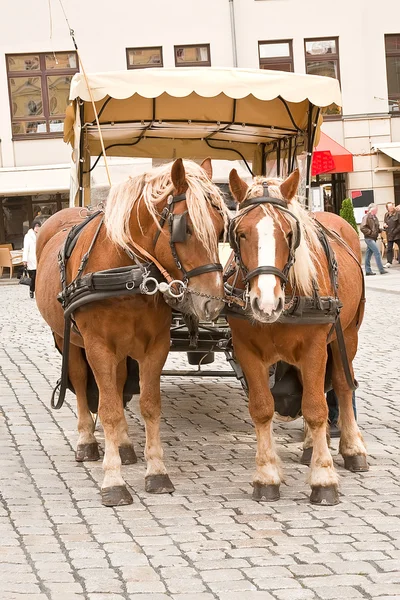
[22,219,41,298]
[383,202,400,267]
[360,204,388,276]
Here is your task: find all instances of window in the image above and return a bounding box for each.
[174,44,211,67]
[126,46,163,69]
[305,38,340,80]
[385,35,400,113]
[7,52,78,139]
[258,40,293,72]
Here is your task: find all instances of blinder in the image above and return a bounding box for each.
[170,212,188,243]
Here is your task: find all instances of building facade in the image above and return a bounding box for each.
[1,0,399,246]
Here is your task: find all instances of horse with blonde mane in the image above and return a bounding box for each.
[36,158,229,506]
[227,168,367,505]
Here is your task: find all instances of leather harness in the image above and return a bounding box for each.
[52,192,223,410]
[50,185,363,411]
[226,184,364,391]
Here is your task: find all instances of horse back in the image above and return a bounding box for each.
[36,207,84,265]
[314,211,364,329]
[314,212,361,261]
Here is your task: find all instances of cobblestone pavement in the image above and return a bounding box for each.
[1,280,400,600]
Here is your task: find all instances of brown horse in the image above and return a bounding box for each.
[36,159,229,506]
[227,168,367,505]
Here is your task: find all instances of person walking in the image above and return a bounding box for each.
[22,219,41,298]
[383,202,400,267]
[360,204,388,276]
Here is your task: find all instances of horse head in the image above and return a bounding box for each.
[105,158,229,321]
[229,169,306,324]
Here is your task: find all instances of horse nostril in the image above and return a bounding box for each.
[252,297,261,312]
[276,297,283,312]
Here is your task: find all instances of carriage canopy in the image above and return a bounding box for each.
[63,67,342,204]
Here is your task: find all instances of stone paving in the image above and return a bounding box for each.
[1,277,400,600]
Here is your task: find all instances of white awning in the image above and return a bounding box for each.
[0,165,70,196]
[373,142,400,163]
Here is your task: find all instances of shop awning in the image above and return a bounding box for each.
[312,132,353,176]
[0,165,70,196]
[372,142,400,163]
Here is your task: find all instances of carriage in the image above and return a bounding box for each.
[36,67,367,507]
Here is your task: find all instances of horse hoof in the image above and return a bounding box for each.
[310,485,339,506]
[119,445,137,465]
[101,485,133,507]
[75,442,100,462]
[300,447,313,466]
[344,455,369,472]
[252,483,280,502]
[145,474,175,494]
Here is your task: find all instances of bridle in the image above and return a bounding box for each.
[229,182,302,289]
[152,192,223,292]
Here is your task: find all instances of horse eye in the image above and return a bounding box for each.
[186,225,192,236]
[239,233,246,240]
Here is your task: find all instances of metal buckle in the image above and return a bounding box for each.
[140,277,159,295]
[168,280,187,299]
[243,284,250,309]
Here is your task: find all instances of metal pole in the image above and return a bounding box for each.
[229,0,238,67]
[305,103,320,210]
[78,102,85,208]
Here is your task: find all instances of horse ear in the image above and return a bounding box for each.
[200,157,212,180]
[171,158,187,193]
[280,169,300,202]
[229,169,249,204]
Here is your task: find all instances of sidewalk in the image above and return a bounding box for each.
[363,263,400,295]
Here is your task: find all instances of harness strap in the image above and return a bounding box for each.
[316,223,359,391]
[241,196,287,210]
[243,266,288,284]
[334,317,358,391]
[127,238,174,284]
[185,263,223,279]
[51,314,72,410]
[316,220,366,328]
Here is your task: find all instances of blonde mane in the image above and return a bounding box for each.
[242,177,321,296]
[104,161,230,258]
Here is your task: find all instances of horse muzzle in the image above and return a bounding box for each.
[250,294,284,324]
[192,296,224,322]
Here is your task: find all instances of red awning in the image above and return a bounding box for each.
[312,132,353,176]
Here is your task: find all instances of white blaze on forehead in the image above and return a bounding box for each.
[255,214,279,313]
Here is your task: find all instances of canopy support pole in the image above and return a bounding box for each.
[305,103,320,209]
[78,102,85,208]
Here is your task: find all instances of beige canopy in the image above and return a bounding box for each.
[64,67,341,203]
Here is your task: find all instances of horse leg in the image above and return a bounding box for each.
[236,348,282,501]
[138,343,174,494]
[53,333,99,462]
[330,330,368,472]
[300,347,339,505]
[116,358,137,465]
[300,421,314,466]
[85,344,133,506]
